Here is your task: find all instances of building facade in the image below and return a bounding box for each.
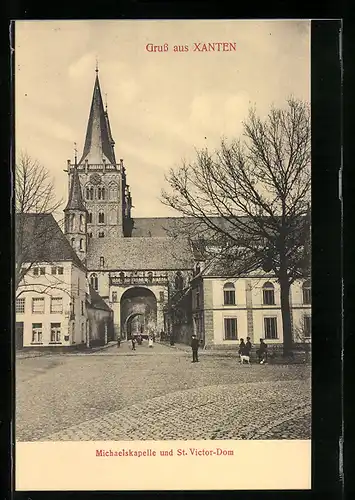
[61,69,311,348]
[192,275,311,349]
[15,213,113,349]
[15,212,89,349]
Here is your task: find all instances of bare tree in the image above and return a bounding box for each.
[15,151,63,290]
[162,98,311,354]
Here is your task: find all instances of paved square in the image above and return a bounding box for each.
[16,342,311,441]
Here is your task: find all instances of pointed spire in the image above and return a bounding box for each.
[64,165,87,212]
[78,71,116,165]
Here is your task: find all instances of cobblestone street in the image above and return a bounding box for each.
[16,341,311,442]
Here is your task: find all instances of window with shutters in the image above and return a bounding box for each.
[50,297,63,314]
[32,297,45,314]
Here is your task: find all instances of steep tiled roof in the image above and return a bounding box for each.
[87,284,112,312]
[87,236,194,270]
[16,213,85,270]
[131,217,184,237]
[131,216,248,238]
[64,166,87,212]
[79,73,116,165]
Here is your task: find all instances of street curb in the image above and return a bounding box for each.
[16,341,118,359]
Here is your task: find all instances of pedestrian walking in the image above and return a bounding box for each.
[245,337,252,356]
[191,334,199,362]
[256,338,268,364]
[238,338,246,355]
[148,336,153,348]
[131,336,137,351]
[117,336,121,348]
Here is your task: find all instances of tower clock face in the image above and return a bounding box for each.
[90,173,102,185]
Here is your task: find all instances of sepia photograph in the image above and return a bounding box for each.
[14,19,311,490]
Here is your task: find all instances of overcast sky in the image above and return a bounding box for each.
[15,20,310,218]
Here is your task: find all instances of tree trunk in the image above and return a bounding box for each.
[279,277,293,355]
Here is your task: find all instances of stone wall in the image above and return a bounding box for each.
[87,307,113,345]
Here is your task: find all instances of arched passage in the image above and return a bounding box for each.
[125,312,145,338]
[120,287,157,339]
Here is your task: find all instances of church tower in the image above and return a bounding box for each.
[66,66,133,240]
[64,159,88,262]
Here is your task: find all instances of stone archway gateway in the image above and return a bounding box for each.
[120,287,157,340]
[125,312,145,338]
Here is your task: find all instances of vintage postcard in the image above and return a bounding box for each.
[14,19,311,491]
